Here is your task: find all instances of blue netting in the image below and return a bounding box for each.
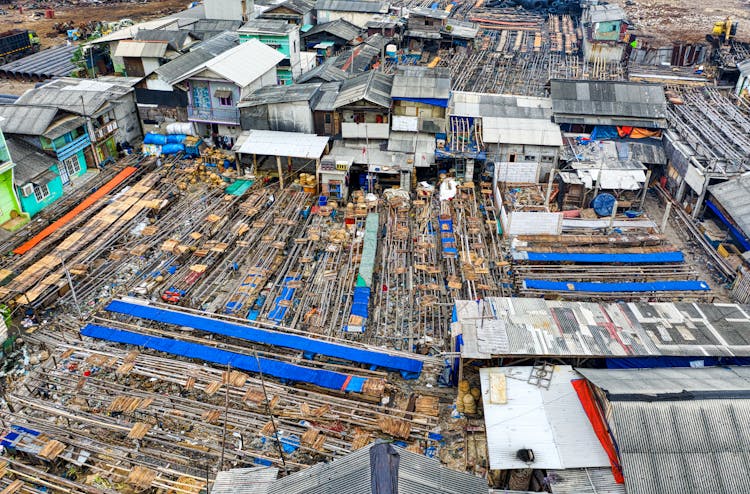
[523,279,711,292]
[518,251,684,263]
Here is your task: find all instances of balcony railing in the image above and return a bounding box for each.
[55,134,91,161]
[93,121,118,141]
[187,106,240,125]
[341,122,390,139]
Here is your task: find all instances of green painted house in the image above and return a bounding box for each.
[238,19,302,85]
[0,126,27,231]
[0,105,91,218]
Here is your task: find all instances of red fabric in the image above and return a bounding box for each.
[617,126,633,138]
[571,379,624,483]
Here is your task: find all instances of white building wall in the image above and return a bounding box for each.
[205,0,254,21]
[317,10,377,28]
[267,102,315,133]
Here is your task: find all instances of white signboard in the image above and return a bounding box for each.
[391,115,419,132]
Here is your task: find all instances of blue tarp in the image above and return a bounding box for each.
[81,324,366,393]
[523,279,711,292]
[268,276,300,323]
[351,286,371,319]
[606,356,750,369]
[591,193,617,217]
[392,97,449,108]
[705,199,750,251]
[589,126,619,140]
[517,251,685,263]
[105,300,423,376]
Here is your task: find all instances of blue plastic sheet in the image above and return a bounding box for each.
[589,126,618,140]
[606,356,750,369]
[523,279,711,292]
[591,193,617,217]
[705,199,750,251]
[519,251,684,263]
[143,133,167,145]
[105,300,423,376]
[81,324,367,392]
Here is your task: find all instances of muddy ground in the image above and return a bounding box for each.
[612,0,750,44]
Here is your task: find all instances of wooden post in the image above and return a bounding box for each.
[639,169,652,209]
[661,202,672,232]
[276,155,284,189]
[608,200,618,231]
[252,154,257,175]
[544,169,556,209]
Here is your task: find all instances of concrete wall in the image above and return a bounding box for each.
[316,10,377,28]
[267,101,315,133]
[113,92,144,145]
[583,38,624,63]
[205,0,253,21]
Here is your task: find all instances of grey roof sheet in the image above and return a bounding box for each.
[334,70,393,108]
[579,367,750,397]
[451,91,552,119]
[302,19,362,42]
[189,19,243,38]
[0,44,77,79]
[548,468,625,494]
[262,0,315,15]
[610,397,750,494]
[212,466,278,494]
[155,31,239,84]
[616,141,667,165]
[588,4,626,23]
[240,82,322,106]
[297,59,350,83]
[239,18,297,35]
[312,81,343,111]
[409,6,449,18]
[135,29,193,51]
[457,297,750,359]
[710,173,750,241]
[444,19,478,39]
[392,65,450,99]
[268,442,486,494]
[0,105,59,136]
[314,0,389,13]
[331,43,380,73]
[551,80,667,125]
[361,32,390,50]
[14,78,134,116]
[6,137,57,185]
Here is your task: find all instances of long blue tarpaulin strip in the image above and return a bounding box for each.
[81,324,365,393]
[516,251,685,263]
[105,300,423,376]
[523,279,711,292]
[705,199,750,251]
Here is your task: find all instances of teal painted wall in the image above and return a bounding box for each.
[0,131,9,164]
[18,174,63,218]
[593,20,622,41]
[239,33,291,56]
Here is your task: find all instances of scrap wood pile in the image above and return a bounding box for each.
[0,325,446,491]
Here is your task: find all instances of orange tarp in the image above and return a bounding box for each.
[13,166,138,255]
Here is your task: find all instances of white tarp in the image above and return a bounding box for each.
[480,366,611,470]
[236,130,329,159]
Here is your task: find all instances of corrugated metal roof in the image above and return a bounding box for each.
[91,18,180,44]
[457,297,750,359]
[409,6,449,18]
[239,18,297,35]
[237,129,329,158]
[0,44,77,80]
[334,71,393,108]
[240,83,322,107]
[171,38,282,87]
[587,4,626,23]
[479,366,611,470]
[311,81,343,111]
[297,59,351,83]
[550,80,667,127]
[262,0,315,15]
[44,115,86,140]
[314,0,389,13]
[616,141,667,165]
[578,366,750,396]
[14,77,134,117]
[113,40,168,58]
[156,31,239,84]
[391,66,451,100]
[189,19,243,38]
[268,442,486,494]
[548,468,625,494]
[709,173,750,242]
[388,131,435,166]
[330,43,381,74]
[451,91,552,119]
[444,19,478,39]
[134,29,193,51]
[6,136,58,185]
[615,400,750,494]
[482,117,562,146]
[0,105,59,136]
[212,466,278,494]
[302,19,362,42]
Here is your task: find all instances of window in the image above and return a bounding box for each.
[34,183,50,202]
[219,95,233,106]
[63,155,81,177]
[325,114,331,123]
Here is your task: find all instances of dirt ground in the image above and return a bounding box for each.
[642,191,733,303]
[0,0,188,49]
[612,0,750,44]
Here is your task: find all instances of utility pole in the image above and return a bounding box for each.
[80,95,100,168]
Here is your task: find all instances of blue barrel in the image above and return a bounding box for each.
[319,195,328,206]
